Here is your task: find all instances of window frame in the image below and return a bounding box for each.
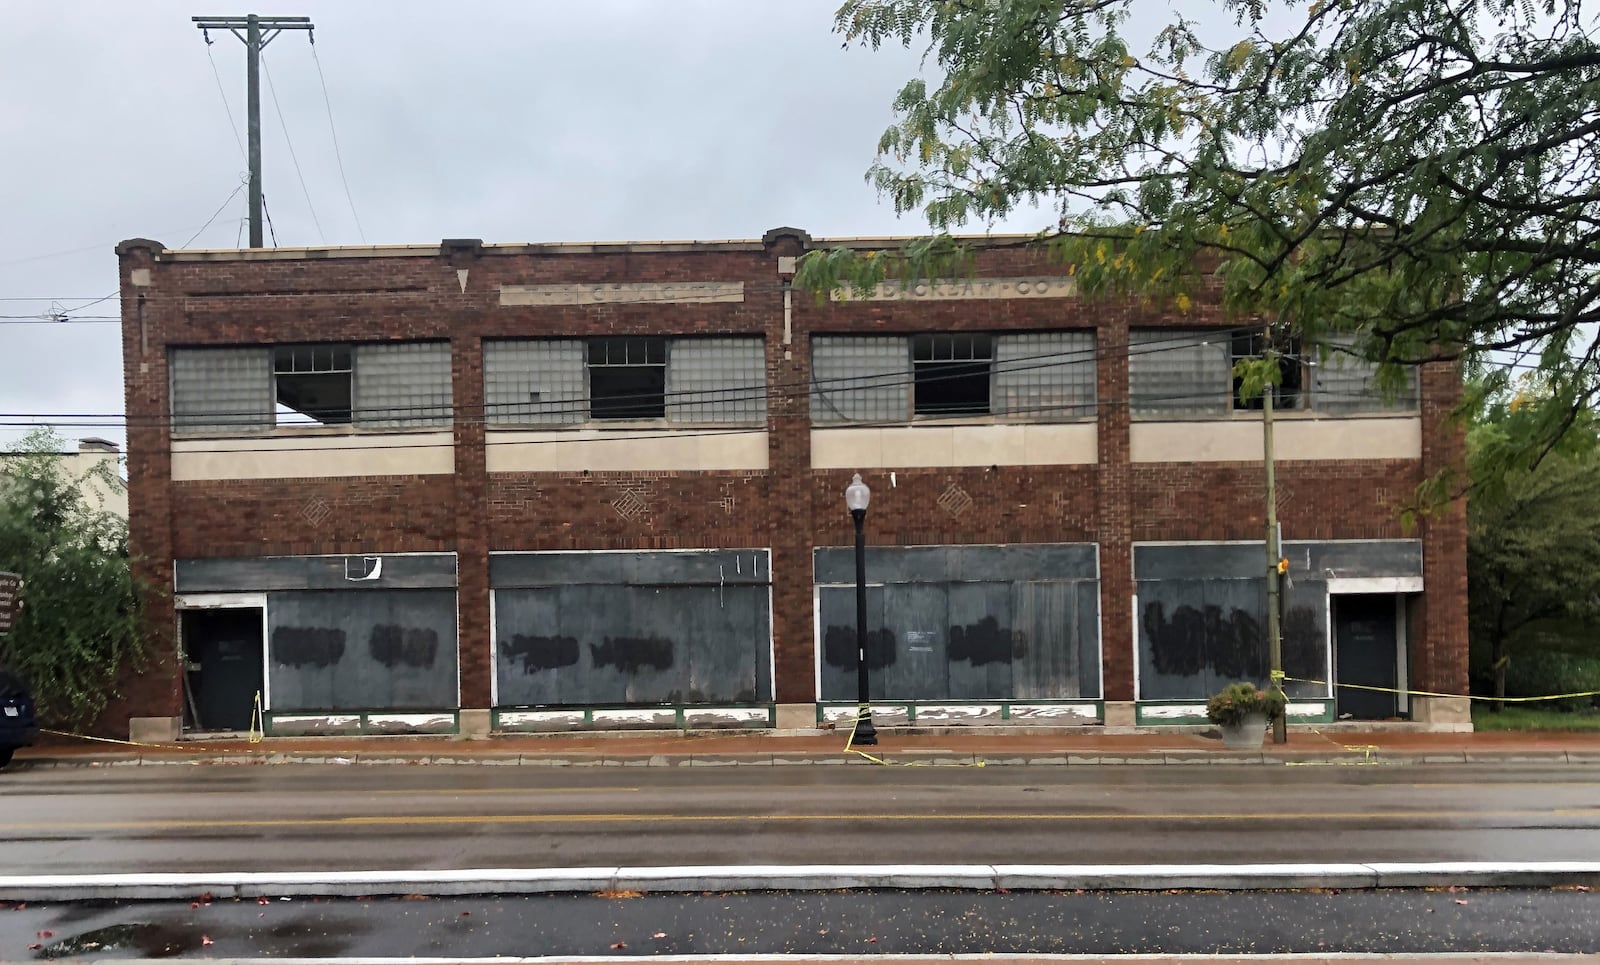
[585,336,670,422]
[911,333,996,417]
[272,343,355,426]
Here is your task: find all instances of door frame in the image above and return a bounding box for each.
[1326,578,1417,719]
[176,593,270,729]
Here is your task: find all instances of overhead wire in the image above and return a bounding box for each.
[261,53,324,244]
[0,327,1415,445]
[0,325,1251,423]
[0,388,1417,457]
[179,179,252,249]
[308,37,366,243]
[203,40,248,160]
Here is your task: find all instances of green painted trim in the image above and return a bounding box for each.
[263,710,460,737]
[490,704,778,731]
[815,700,1105,725]
[1134,699,1336,726]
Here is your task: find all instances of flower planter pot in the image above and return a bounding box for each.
[1219,712,1268,750]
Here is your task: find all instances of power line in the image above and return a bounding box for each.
[0,326,1362,427]
[263,195,280,246]
[0,387,1419,458]
[309,38,365,243]
[179,180,252,249]
[204,40,248,160]
[261,52,324,244]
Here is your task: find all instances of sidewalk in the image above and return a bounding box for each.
[13,725,1600,768]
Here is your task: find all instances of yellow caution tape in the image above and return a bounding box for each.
[40,728,177,749]
[1284,676,1600,702]
[842,706,986,767]
[248,691,265,744]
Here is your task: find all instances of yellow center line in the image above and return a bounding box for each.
[4,807,1598,833]
[370,787,642,796]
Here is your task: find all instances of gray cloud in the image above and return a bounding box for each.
[0,0,1067,449]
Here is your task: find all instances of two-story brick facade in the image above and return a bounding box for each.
[112,228,1468,741]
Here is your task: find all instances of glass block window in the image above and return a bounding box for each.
[666,338,766,424]
[995,332,1096,420]
[484,340,585,426]
[1311,335,1418,413]
[811,336,911,423]
[273,344,353,425]
[588,337,667,420]
[1128,329,1232,416]
[170,347,273,434]
[912,334,994,415]
[353,342,452,428]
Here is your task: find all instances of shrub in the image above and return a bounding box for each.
[1502,651,1600,711]
[1205,681,1288,727]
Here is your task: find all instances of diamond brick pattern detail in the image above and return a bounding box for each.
[937,483,974,518]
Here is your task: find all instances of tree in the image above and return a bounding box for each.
[799,0,1600,458]
[0,429,149,729]
[1467,378,1600,707]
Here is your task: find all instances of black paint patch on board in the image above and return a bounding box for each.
[272,626,346,669]
[503,634,580,674]
[822,625,897,670]
[589,636,674,674]
[949,616,1017,666]
[1142,601,1319,681]
[368,625,440,669]
[1143,602,1264,678]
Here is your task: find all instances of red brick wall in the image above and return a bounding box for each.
[109,233,1469,731]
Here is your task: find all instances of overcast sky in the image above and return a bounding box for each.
[1,1,1214,452]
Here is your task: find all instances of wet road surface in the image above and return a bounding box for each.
[1,764,1599,872]
[0,888,1597,959]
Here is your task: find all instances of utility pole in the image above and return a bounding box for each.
[193,15,314,248]
[1263,322,1288,744]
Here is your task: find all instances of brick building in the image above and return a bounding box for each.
[112,228,1468,741]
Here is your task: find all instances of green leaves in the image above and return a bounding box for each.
[0,429,150,730]
[812,0,1600,459]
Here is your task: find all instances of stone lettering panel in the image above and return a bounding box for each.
[831,276,1078,301]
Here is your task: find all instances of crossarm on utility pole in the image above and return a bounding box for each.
[192,14,314,249]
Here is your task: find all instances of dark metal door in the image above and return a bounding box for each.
[184,609,264,731]
[1333,594,1398,719]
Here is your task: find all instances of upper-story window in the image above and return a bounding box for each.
[1128,328,1415,418]
[273,345,354,424]
[169,341,452,434]
[811,331,1095,424]
[483,336,766,426]
[587,337,668,420]
[912,334,994,415]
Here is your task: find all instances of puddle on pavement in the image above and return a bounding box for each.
[36,922,204,959]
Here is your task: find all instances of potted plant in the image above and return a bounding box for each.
[1206,681,1288,749]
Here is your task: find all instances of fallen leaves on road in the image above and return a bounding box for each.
[610,941,627,949]
[1454,899,1470,905]
[595,889,644,899]
[257,897,271,905]
[401,894,431,901]
[35,931,51,939]
[202,936,214,946]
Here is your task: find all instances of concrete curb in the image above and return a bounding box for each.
[2,862,1599,901]
[6,748,1591,769]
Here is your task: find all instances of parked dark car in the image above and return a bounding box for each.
[0,668,38,768]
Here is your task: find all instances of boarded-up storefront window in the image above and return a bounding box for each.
[813,544,1101,701]
[492,550,773,707]
[267,588,459,711]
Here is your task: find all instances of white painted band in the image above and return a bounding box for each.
[1,861,1597,901]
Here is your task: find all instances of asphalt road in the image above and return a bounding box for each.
[1,763,1598,873]
[2,889,1598,959]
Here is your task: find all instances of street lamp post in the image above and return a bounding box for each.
[845,473,877,746]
